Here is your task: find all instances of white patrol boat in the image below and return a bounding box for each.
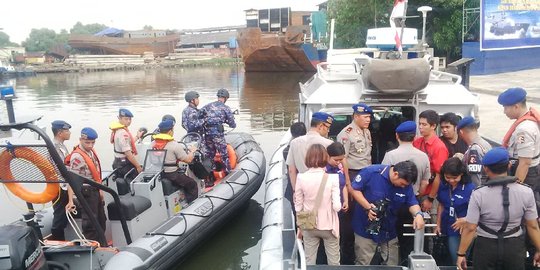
[259,5,479,270]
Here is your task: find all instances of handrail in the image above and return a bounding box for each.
[431,70,462,85]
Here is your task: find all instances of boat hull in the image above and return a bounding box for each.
[237,28,323,72]
[68,34,180,56]
[104,132,266,269]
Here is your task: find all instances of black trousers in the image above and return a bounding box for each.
[339,202,356,265]
[51,189,68,240]
[80,186,106,242]
[112,158,136,179]
[396,205,414,265]
[163,171,198,203]
[474,236,525,270]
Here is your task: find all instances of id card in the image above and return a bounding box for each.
[449,207,455,217]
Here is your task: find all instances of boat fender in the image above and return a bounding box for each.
[0,147,60,204]
[227,144,237,169]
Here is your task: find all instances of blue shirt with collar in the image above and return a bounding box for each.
[351,164,418,243]
[437,181,475,236]
[326,164,346,203]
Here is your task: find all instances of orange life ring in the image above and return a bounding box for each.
[0,147,60,204]
[227,144,237,169]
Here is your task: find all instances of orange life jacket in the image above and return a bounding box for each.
[65,146,102,183]
[110,125,138,156]
[502,107,540,148]
[152,134,178,167]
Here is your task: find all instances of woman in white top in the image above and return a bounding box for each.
[294,143,342,265]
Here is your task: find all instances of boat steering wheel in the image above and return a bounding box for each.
[180,132,203,161]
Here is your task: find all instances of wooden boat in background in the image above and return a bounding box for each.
[237,27,325,72]
[68,32,180,56]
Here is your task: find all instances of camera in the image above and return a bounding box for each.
[366,198,391,235]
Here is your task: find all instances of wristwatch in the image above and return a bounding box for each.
[457,252,466,257]
[414,211,424,218]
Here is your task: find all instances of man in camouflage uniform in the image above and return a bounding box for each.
[65,127,106,241]
[182,91,204,135]
[201,88,236,171]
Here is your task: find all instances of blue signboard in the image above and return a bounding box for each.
[481,0,540,50]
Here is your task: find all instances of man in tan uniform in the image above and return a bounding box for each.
[337,103,373,181]
[111,108,143,179]
[286,112,334,192]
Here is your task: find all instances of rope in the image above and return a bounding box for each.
[65,209,101,248]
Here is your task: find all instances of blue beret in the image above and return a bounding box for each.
[457,116,478,130]
[312,112,334,125]
[482,147,509,166]
[81,127,98,140]
[352,103,373,114]
[51,120,71,130]
[119,108,134,117]
[497,87,527,106]
[396,121,416,133]
[158,119,175,132]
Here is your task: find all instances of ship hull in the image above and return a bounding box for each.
[68,34,180,56]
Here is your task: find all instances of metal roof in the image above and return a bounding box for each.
[179,31,238,46]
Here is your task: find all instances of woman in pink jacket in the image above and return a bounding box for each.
[294,144,342,265]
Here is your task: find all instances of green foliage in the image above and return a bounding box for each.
[327,0,464,61]
[70,22,108,35]
[143,25,154,31]
[327,0,393,48]
[0,32,18,46]
[23,28,58,52]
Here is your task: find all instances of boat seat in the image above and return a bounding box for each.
[161,178,181,196]
[107,195,151,221]
[115,177,131,196]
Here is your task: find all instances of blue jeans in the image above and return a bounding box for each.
[448,235,470,265]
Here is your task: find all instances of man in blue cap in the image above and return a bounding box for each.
[286,111,334,194]
[65,127,106,241]
[457,116,491,186]
[381,120,431,263]
[50,120,72,240]
[457,147,540,270]
[152,119,199,203]
[200,88,236,174]
[497,87,540,188]
[110,108,143,179]
[337,103,373,181]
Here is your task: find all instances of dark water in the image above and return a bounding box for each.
[0,67,312,269]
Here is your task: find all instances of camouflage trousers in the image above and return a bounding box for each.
[204,134,230,171]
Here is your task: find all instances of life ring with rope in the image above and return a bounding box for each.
[0,147,60,204]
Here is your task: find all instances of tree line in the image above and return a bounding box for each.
[327,0,471,62]
[0,23,158,52]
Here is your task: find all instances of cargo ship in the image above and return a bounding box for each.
[237,7,328,72]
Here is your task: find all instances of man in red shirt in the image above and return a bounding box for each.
[413,110,449,211]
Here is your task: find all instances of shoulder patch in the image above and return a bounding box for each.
[345,127,353,133]
[354,174,362,182]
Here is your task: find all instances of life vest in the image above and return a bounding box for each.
[151,133,178,168]
[65,145,102,183]
[109,122,138,155]
[502,107,540,148]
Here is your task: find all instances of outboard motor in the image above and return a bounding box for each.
[0,224,47,270]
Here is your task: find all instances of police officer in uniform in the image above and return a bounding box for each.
[200,88,236,172]
[65,128,106,241]
[182,91,204,135]
[381,121,431,264]
[456,147,540,270]
[498,88,540,190]
[111,108,143,178]
[457,116,492,186]
[50,120,71,240]
[153,119,199,203]
[337,103,373,180]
